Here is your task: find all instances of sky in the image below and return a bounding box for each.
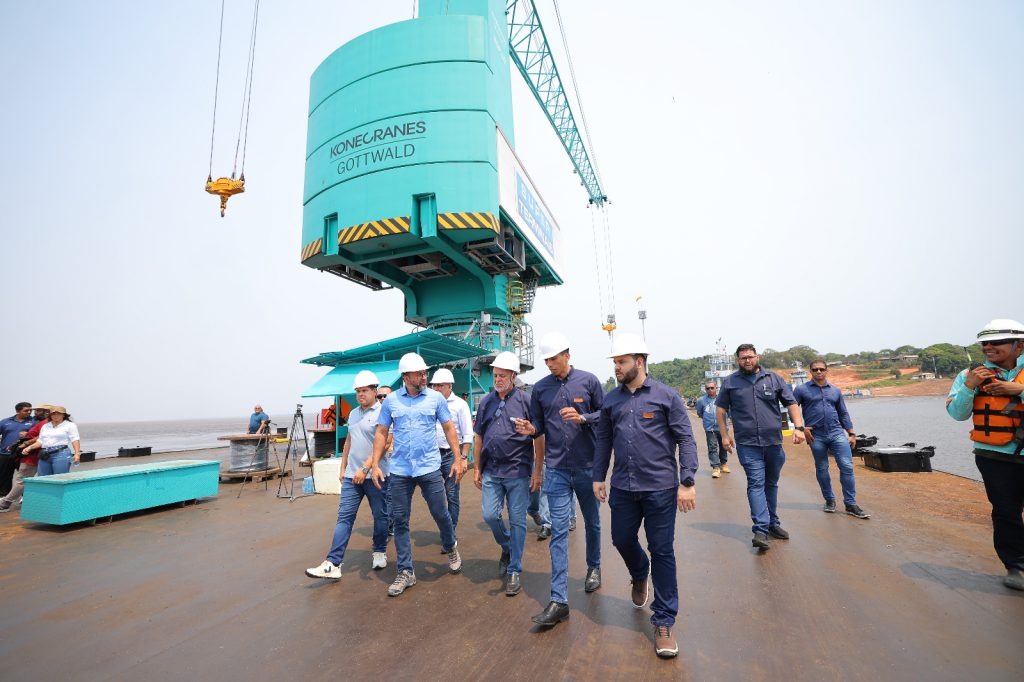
[1,1,1021,422]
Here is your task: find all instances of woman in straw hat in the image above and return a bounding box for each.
[20,406,80,476]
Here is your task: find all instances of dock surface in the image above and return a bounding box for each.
[0,424,1021,681]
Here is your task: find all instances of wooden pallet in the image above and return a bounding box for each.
[219,467,283,484]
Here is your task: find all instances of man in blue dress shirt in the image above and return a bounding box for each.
[716,344,806,550]
[365,352,466,597]
[695,381,729,478]
[474,351,538,598]
[515,332,604,626]
[794,361,870,519]
[592,333,698,659]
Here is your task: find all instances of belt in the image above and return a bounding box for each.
[439,447,452,453]
[42,446,67,455]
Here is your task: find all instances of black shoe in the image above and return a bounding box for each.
[845,504,871,519]
[584,566,601,593]
[768,525,790,540]
[505,571,521,596]
[569,517,577,531]
[531,601,569,626]
[823,499,837,513]
[529,511,543,527]
[752,532,770,549]
[537,526,551,540]
[499,550,510,576]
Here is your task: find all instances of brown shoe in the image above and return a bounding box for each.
[654,625,678,658]
[631,573,650,608]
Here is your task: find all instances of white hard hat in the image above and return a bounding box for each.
[977,319,1024,343]
[398,352,429,373]
[608,332,649,358]
[537,332,571,360]
[491,351,521,373]
[430,368,455,384]
[352,370,380,391]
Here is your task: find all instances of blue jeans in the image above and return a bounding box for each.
[529,465,576,527]
[439,449,461,530]
[326,476,390,565]
[735,444,786,534]
[390,469,457,573]
[545,467,600,604]
[37,448,72,476]
[808,431,857,506]
[609,486,679,627]
[481,472,530,574]
[705,430,726,467]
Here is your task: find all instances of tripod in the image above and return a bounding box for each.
[276,403,314,501]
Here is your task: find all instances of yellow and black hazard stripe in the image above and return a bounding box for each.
[437,211,498,232]
[301,238,323,261]
[338,215,411,246]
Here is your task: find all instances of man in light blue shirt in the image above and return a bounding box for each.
[367,353,466,596]
[695,382,729,477]
[247,405,270,434]
[305,370,391,580]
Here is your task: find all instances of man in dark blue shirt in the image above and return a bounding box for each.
[515,332,604,626]
[794,361,870,519]
[473,351,538,598]
[0,402,36,497]
[592,333,697,659]
[716,344,806,550]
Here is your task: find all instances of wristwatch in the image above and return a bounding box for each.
[795,426,805,432]
[681,477,695,488]
[361,466,371,475]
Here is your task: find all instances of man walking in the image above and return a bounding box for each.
[716,344,806,550]
[593,333,698,658]
[305,371,391,580]
[0,404,48,513]
[696,382,729,478]
[794,361,870,519]
[0,402,36,496]
[473,352,538,597]
[514,332,604,626]
[367,353,465,596]
[946,319,1024,591]
[429,368,474,534]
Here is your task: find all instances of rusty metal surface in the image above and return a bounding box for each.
[1,430,1022,681]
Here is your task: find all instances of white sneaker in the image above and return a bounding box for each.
[305,560,341,580]
[447,542,462,573]
[372,552,387,569]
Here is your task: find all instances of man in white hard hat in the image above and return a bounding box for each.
[364,352,466,597]
[946,318,1024,591]
[514,332,605,626]
[592,333,698,658]
[305,370,391,580]
[430,368,474,534]
[473,351,539,597]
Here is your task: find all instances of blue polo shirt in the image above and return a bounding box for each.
[0,416,36,454]
[715,368,796,447]
[793,381,853,437]
[475,387,533,478]
[344,402,388,478]
[695,394,719,432]
[593,377,698,492]
[378,385,452,477]
[248,412,270,434]
[529,367,604,470]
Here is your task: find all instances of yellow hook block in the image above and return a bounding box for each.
[205,176,245,217]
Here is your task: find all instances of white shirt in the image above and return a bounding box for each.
[435,393,473,449]
[38,421,81,449]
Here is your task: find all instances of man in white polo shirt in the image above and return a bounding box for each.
[430,368,474,534]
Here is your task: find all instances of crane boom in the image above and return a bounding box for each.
[507,0,606,206]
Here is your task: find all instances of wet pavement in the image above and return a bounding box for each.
[0,426,1021,681]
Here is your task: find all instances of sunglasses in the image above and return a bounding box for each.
[811,368,828,372]
[375,394,386,401]
[494,399,507,418]
[980,339,1013,347]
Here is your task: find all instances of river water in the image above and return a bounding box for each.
[844,395,979,481]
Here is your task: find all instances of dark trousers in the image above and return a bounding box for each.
[976,454,1024,570]
[0,454,18,497]
[608,486,679,627]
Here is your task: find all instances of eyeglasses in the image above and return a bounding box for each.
[738,355,757,361]
[376,395,386,401]
[811,368,828,372]
[705,386,716,390]
[980,339,1013,347]
[495,399,507,418]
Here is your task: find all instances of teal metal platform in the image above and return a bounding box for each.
[20,460,220,525]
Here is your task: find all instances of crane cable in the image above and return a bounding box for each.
[233,0,261,180]
[207,0,227,180]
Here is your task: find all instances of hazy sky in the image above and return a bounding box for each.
[1,1,1021,421]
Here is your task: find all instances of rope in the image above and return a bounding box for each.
[232,0,260,178]
[208,0,227,178]
[552,0,602,187]
[239,0,260,177]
